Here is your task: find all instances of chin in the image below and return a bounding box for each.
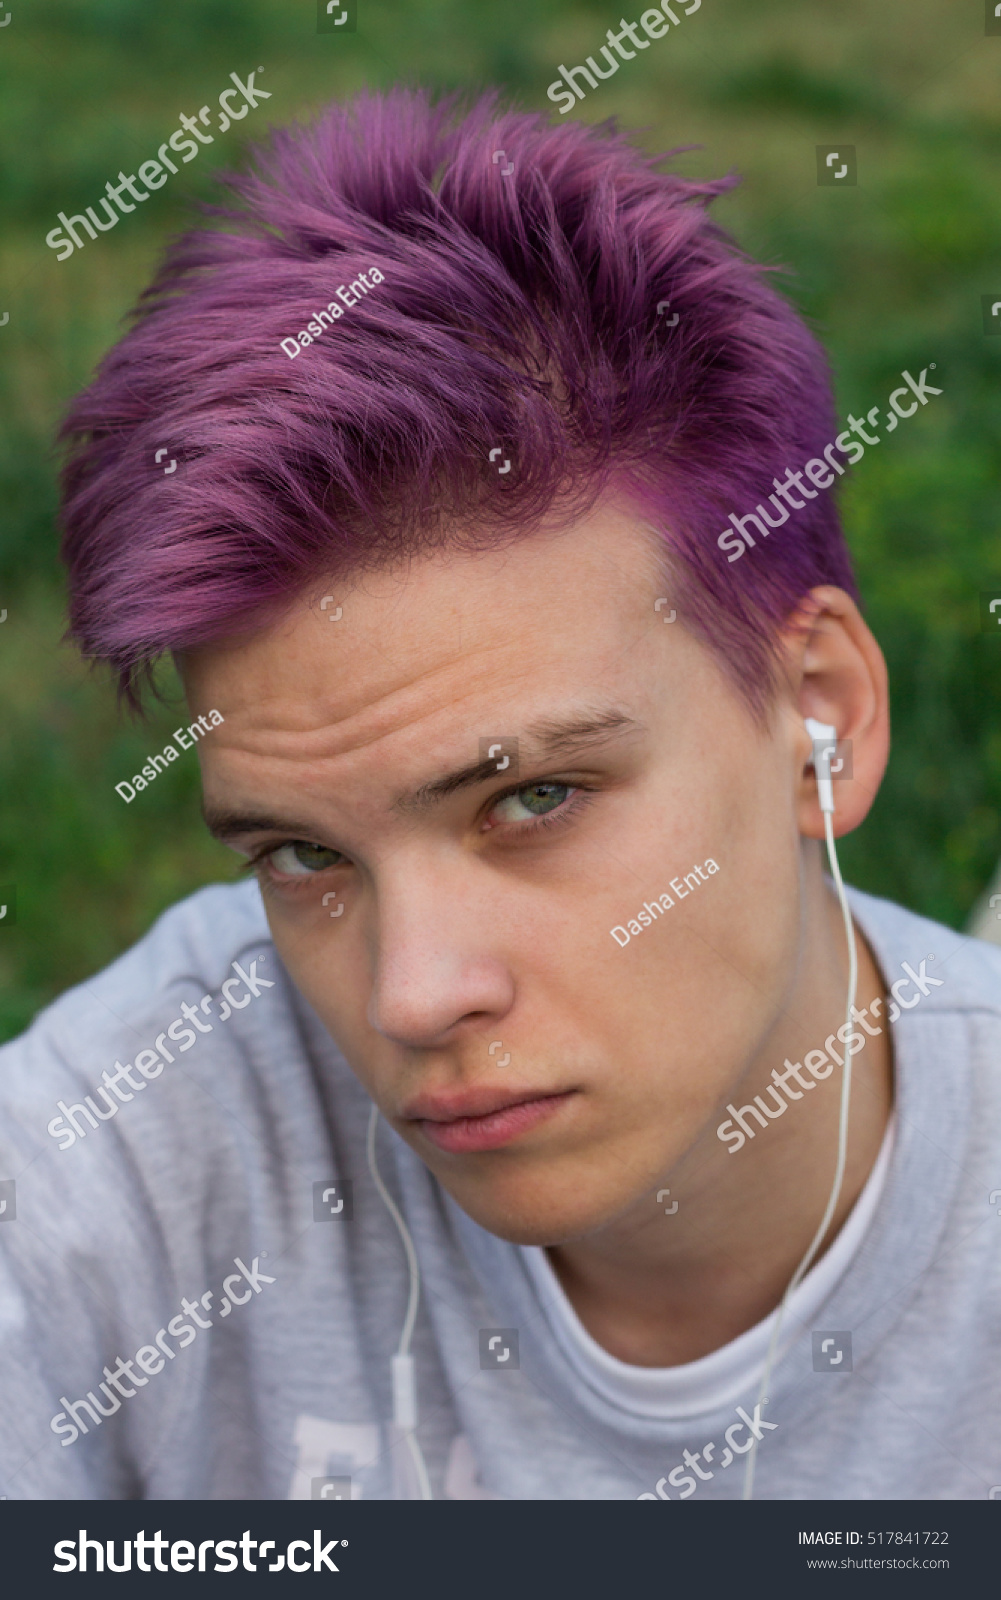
[439,1178,629,1248]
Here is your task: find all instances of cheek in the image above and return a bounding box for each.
[580,847,802,1122]
[715,775,804,994]
[259,905,377,1059]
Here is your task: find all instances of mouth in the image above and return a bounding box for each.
[404,1087,578,1154]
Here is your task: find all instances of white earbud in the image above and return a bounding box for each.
[804,716,838,815]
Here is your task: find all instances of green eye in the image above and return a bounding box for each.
[490,782,574,824]
[269,841,344,875]
[518,783,571,815]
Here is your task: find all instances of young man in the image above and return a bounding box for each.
[2,87,998,1502]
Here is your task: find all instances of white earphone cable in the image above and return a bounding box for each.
[366,1103,433,1500]
[742,804,858,1499]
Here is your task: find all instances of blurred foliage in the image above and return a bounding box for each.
[1,0,1000,1039]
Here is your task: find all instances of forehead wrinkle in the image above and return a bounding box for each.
[215,662,495,761]
[223,635,525,761]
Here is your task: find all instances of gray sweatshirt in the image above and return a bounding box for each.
[0,879,998,1500]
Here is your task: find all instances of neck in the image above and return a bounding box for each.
[547,879,894,1367]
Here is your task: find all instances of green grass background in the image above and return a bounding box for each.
[1,0,1000,1040]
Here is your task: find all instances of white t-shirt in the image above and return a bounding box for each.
[520,1114,896,1422]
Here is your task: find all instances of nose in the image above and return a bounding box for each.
[365,861,515,1050]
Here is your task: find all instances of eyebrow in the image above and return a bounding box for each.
[202,805,333,845]
[394,709,642,815]
[202,708,641,841]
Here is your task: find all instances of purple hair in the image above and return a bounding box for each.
[58,86,856,710]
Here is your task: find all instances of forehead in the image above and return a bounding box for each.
[182,504,674,754]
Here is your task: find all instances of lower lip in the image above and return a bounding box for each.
[418,1092,576,1154]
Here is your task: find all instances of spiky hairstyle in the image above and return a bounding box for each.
[58,85,855,709]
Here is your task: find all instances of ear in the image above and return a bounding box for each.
[775,586,890,840]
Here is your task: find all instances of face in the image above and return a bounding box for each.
[185,503,811,1246]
